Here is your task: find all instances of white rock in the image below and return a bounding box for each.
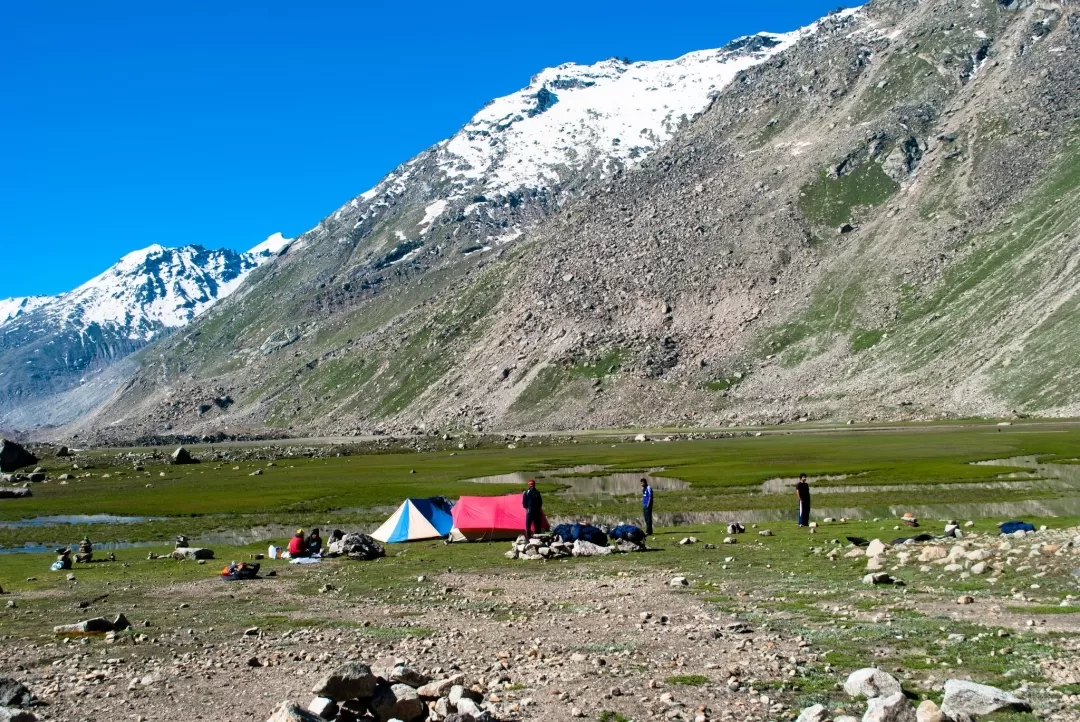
[865,539,887,557]
[940,679,1029,719]
[844,668,903,699]
[796,703,829,722]
[669,576,689,587]
[864,692,916,722]
[915,699,942,722]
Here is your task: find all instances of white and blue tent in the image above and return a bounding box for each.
[371,497,455,543]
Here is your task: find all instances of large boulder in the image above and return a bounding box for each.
[864,693,916,722]
[170,547,214,561]
[844,668,903,699]
[0,488,31,499]
[0,707,37,722]
[940,680,1030,721]
[370,683,424,722]
[170,446,198,465]
[0,679,31,707]
[265,701,320,722]
[311,662,377,701]
[865,539,888,557]
[330,533,385,561]
[0,441,37,474]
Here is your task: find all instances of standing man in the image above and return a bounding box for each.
[522,479,543,538]
[641,477,654,536]
[795,473,811,527]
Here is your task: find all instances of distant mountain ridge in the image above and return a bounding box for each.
[0,234,290,430]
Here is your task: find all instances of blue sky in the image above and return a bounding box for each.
[1,1,847,297]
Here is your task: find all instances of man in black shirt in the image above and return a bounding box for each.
[522,479,543,537]
[795,473,811,527]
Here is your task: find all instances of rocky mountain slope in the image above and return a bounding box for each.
[0,235,290,430]
[69,0,1080,441]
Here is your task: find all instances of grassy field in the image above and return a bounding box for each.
[3,422,1080,549]
[2,423,1079,720]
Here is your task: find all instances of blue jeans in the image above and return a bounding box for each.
[798,498,810,526]
[525,511,542,537]
[643,507,653,535]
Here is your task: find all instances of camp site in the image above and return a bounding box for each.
[1,424,1079,722]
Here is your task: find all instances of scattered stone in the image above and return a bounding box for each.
[171,547,215,561]
[796,703,828,722]
[669,576,689,587]
[311,662,377,701]
[940,679,1030,720]
[572,539,612,557]
[370,683,424,722]
[306,697,338,720]
[916,699,942,722]
[758,529,773,537]
[957,595,975,605]
[864,692,916,722]
[844,668,903,699]
[866,539,887,557]
[266,701,320,722]
[862,573,898,585]
[0,707,37,722]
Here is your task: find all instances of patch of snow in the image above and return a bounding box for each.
[419,200,448,233]
[247,232,292,259]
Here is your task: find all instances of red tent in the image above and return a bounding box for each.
[449,494,548,542]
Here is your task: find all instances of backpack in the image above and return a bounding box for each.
[608,525,646,545]
[999,520,1035,535]
[552,523,608,546]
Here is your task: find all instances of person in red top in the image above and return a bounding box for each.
[287,529,308,558]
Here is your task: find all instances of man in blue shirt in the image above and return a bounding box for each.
[641,477,654,536]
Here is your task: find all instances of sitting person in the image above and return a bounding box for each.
[305,528,323,557]
[52,547,73,571]
[287,530,308,558]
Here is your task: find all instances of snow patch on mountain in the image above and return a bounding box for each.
[0,296,52,328]
[248,232,293,258]
[353,16,851,210]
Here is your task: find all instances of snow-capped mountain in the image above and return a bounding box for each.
[0,233,290,429]
[300,25,832,254]
[22,236,291,342]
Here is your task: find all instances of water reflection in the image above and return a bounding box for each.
[0,514,154,529]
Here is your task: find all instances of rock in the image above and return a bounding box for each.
[572,539,612,557]
[307,697,338,720]
[56,446,70,457]
[0,441,37,474]
[328,533,385,560]
[838,223,855,234]
[0,488,31,499]
[312,662,378,701]
[940,679,1030,720]
[171,547,215,561]
[370,683,424,722]
[864,692,916,722]
[456,697,481,716]
[679,537,698,545]
[758,529,773,536]
[0,707,37,722]
[915,699,942,722]
[387,664,429,688]
[796,703,829,722]
[669,576,689,587]
[266,701,321,722]
[956,595,975,605]
[0,679,31,707]
[862,573,897,585]
[845,548,865,558]
[53,616,119,634]
[919,546,948,562]
[634,434,648,442]
[26,473,44,483]
[970,562,987,575]
[844,668,903,699]
[866,556,886,571]
[170,446,198,465]
[417,675,462,699]
[866,539,887,557]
